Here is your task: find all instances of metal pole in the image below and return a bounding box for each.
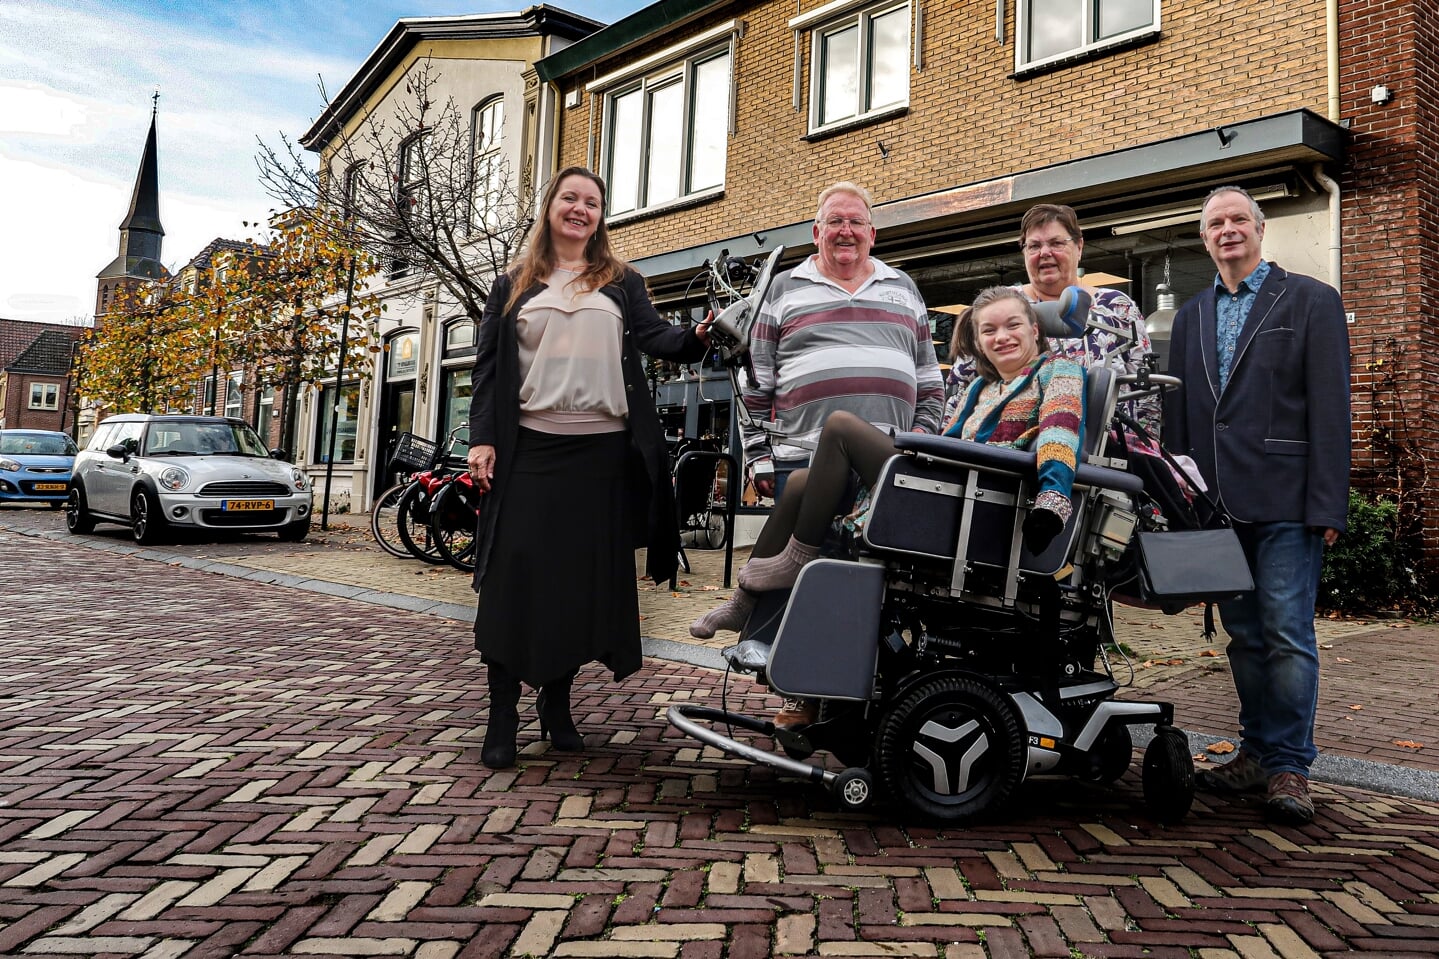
[321,255,358,531]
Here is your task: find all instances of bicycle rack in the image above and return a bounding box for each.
[670,449,739,590]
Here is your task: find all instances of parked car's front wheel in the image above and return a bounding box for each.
[65,486,95,535]
[278,517,310,542]
[131,488,167,545]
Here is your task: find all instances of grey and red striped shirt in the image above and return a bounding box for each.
[740,256,944,466]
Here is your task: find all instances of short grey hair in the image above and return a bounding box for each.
[815,181,874,222]
[1200,185,1266,235]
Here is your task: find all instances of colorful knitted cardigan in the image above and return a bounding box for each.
[942,354,1085,521]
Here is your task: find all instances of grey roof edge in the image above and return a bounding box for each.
[96,255,168,282]
[302,5,605,151]
[629,108,1348,287]
[535,0,728,83]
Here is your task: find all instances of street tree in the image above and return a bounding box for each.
[256,58,533,323]
[80,280,206,414]
[193,210,383,453]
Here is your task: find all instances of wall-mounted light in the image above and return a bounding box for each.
[1215,126,1236,148]
[752,231,767,246]
[1371,84,1394,105]
[877,141,890,160]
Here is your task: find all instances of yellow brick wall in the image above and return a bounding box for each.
[553,0,1330,259]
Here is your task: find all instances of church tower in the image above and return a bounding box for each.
[95,98,166,320]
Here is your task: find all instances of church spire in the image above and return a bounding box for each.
[97,97,167,296]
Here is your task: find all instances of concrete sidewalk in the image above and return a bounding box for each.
[5,507,1437,801]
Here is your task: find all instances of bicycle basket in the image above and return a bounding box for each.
[392,432,440,472]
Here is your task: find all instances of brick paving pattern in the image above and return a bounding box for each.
[2,527,1439,957]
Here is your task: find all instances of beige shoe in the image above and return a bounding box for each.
[775,697,818,729]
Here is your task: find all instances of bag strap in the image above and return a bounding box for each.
[1114,410,1229,528]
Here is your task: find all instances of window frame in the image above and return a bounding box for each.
[224,372,243,420]
[1015,0,1161,72]
[596,30,735,221]
[28,383,59,411]
[314,380,361,465]
[800,0,912,135]
[470,95,506,233]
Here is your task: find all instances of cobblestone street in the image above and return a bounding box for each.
[2,523,1438,957]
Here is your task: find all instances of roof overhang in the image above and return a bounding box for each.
[535,0,727,83]
[301,6,603,151]
[632,108,1348,296]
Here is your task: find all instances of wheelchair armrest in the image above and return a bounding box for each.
[891,433,1142,495]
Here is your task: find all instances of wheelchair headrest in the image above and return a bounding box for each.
[1033,286,1092,340]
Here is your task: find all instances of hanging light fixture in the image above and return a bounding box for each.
[1146,254,1178,339]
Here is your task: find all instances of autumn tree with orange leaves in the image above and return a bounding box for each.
[79,211,380,453]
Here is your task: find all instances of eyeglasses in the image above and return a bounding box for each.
[1022,238,1074,254]
[820,216,871,230]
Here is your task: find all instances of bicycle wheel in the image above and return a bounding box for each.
[370,482,414,558]
[396,483,447,564]
[430,481,479,572]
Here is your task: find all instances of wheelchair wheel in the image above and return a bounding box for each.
[1083,725,1133,784]
[833,767,875,811]
[1142,726,1195,824]
[876,674,1025,824]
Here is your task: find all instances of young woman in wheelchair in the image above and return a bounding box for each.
[692,285,1086,648]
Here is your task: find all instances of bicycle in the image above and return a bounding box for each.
[428,470,481,571]
[370,427,469,562]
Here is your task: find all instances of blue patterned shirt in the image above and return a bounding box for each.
[1215,260,1271,392]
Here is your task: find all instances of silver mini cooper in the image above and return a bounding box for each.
[67,414,312,544]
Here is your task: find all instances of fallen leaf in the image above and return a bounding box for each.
[1348,704,1363,711]
[1161,658,1185,666]
[1200,650,1219,657]
[671,592,683,598]
[1394,740,1424,750]
[1193,753,1210,763]
[699,585,719,591]
[1343,716,1353,721]
[1206,740,1236,755]
[1320,643,1334,649]
[1335,657,1353,664]
[678,580,692,587]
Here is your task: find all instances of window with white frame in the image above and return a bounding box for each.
[224,372,243,419]
[799,0,910,132]
[29,383,58,411]
[1019,0,1158,68]
[603,46,731,217]
[472,97,506,231]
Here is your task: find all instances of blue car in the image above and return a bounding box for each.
[0,429,78,508]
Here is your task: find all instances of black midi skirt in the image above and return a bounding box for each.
[473,427,641,687]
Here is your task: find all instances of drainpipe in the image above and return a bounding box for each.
[1326,0,1340,122]
[1313,164,1342,293]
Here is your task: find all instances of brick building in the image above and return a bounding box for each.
[0,321,84,432]
[535,0,1438,556]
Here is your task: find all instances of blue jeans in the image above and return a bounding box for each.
[1216,521,1324,776]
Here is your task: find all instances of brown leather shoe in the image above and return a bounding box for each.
[1196,749,1267,794]
[774,697,818,729]
[1266,771,1315,824]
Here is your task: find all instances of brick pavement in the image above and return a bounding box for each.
[3,529,1439,957]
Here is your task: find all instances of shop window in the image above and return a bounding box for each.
[315,381,360,464]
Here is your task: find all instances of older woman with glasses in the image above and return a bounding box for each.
[950,203,1158,434]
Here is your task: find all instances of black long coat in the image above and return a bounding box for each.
[467,268,709,588]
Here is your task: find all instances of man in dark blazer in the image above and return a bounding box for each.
[1164,185,1350,824]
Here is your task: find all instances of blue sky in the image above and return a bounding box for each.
[0,0,646,325]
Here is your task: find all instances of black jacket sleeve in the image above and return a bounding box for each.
[621,269,709,364]
[468,274,509,448]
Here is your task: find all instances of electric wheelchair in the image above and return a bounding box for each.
[667,249,1249,825]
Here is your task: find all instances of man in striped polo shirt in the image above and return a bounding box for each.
[742,182,944,498]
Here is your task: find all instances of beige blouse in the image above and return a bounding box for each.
[516,270,628,434]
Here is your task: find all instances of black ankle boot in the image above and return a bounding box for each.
[481,663,522,769]
[536,675,584,752]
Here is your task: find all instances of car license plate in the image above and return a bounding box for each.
[33,483,67,492]
[223,499,274,511]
